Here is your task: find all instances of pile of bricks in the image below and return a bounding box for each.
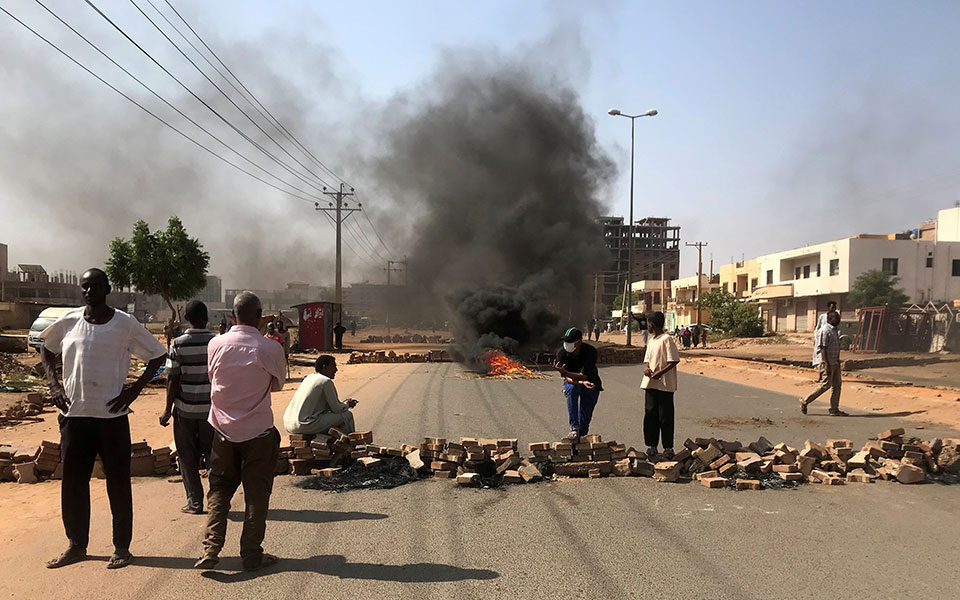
[347,350,451,364]
[532,346,646,366]
[414,436,543,484]
[0,439,178,484]
[0,392,48,426]
[282,429,377,476]
[361,334,452,344]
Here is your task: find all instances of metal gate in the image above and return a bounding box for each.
[855,306,886,352]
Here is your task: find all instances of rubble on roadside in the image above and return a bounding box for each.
[1,438,178,483]
[347,350,452,364]
[286,426,960,492]
[0,392,49,426]
[361,334,452,344]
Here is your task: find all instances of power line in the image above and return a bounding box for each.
[1,3,382,269]
[158,0,348,187]
[29,0,327,205]
[344,216,389,262]
[126,0,340,192]
[0,3,318,206]
[355,191,395,254]
[84,0,331,195]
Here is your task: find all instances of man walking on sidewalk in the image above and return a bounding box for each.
[196,291,287,571]
[160,300,215,515]
[41,268,167,570]
[801,311,848,416]
[813,300,838,382]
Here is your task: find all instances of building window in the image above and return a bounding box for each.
[953,259,960,276]
[751,277,758,290]
[816,263,821,277]
[733,282,737,293]
[803,265,810,279]
[829,259,839,276]
[766,270,773,285]
[795,267,801,280]
[881,258,898,275]
[653,291,660,305]
[926,253,933,268]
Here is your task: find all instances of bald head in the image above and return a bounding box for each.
[80,268,111,307]
[233,291,262,327]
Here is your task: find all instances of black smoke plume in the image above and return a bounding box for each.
[369,56,614,366]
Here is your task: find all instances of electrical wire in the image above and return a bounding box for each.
[29,0,327,205]
[0,3,318,206]
[157,0,348,187]
[127,0,339,191]
[84,0,332,195]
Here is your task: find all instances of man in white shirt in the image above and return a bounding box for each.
[812,301,838,382]
[284,355,358,437]
[640,311,681,460]
[40,269,167,570]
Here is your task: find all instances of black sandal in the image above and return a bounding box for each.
[46,547,87,569]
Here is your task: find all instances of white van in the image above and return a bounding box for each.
[28,307,78,352]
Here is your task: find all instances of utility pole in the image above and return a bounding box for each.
[316,183,357,321]
[660,263,666,312]
[593,274,599,321]
[686,242,708,329]
[384,260,405,285]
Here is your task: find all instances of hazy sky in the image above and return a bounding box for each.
[1,0,958,287]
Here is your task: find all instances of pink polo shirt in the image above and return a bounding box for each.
[207,325,287,442]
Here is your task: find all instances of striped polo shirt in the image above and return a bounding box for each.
[166,328,215,419]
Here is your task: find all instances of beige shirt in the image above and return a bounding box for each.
[283,373,347,434]
[640,333,680,392]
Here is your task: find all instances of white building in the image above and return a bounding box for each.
[750,207,960,332]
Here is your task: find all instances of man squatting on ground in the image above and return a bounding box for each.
[196,291,287,571]
[640,312,680,459]
[41,269,167,569]
[284,354,359,440]
[160,300,216,515]
[812,300,838,382]
[801,311,848,416]
[553,327,602,441]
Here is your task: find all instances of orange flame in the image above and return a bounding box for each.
[481,349,533,376]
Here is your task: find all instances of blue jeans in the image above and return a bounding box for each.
[564,382,600,436]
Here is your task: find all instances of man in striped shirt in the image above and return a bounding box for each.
[160,300,215,514]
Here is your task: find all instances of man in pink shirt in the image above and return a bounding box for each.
[195,291,286,572]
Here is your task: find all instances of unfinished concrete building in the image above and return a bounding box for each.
[595,216,680,313]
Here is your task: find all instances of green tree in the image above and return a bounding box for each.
[106,217,210,316]
[847,269,909,309]
[611,291,641,312]
[696,289,764,337]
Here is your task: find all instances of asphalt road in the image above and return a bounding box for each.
[3,362,958,599]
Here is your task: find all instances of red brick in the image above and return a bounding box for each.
[896,463,924,484]
[433,470,455,479]
[528,442,551,452]
[701,476,727,489]
[502,470,523,483]
[718,462,738,477]
[430,461,458,472]
[696,470,719,481]
[588,468,602,478]
[772,464,798,473]
[735,479,761,490]
[709,455,732,470]
[778,471,804,482]
[518,463,542,482]
[456,472,479,485]
[14,461,37,484]
[358,457,381,467]
[878,428,905,441]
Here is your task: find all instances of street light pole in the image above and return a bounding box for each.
[608,108,657,347]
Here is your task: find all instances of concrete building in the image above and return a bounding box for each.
[596,216,680,313]
[628,279,671,314]
[668,273,720,326]
[195,275,223,306]
[717,259,761,299]
[745,206,960,332]
[224,282,330,313]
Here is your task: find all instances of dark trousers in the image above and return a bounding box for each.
[643,389,675,449]
[59,414,132,552]
[173,412,214,510]
[204,428,280,568]
[564,382,600,436]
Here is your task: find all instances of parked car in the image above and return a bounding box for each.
[27,306,77,352]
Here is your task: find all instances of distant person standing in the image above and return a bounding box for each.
[592,322,601,341]
[41,269,166,570]
[196,292,286,571]
[276,320,291,378]
[640,312,680,459]
[681,326,691,349]
[265,322,284,346]
[553,327,603,441]
[333,321,347,350]
[633,313,649,346]
[700,328,708,348]
[283,355,358,437]
[349,320,357,337]
[800,311,848,416]
[160,300,215,515]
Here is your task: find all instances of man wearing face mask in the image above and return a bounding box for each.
[553,327,603,441]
